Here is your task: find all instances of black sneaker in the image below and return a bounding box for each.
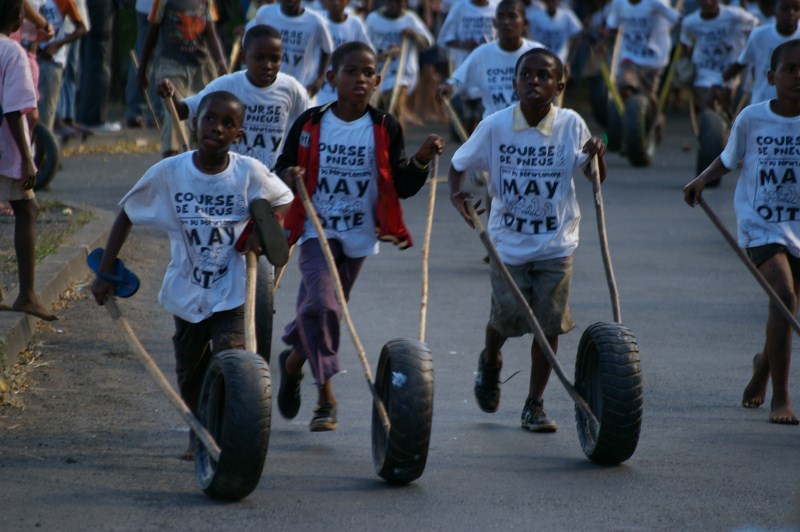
[309,402,337,432]
[474,350,501,413]
[521,397,557,433]
[277,349,303,419]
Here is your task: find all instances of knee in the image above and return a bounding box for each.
[11,199,38,220]
[772,287,797,314]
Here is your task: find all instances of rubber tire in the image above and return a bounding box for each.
[624,94,656,167]
[589,75,609,128]
[696,109,727,187]
[255,256,274,363]
[195,349,272,500]
[372,338,434,485]
[605,99,623,152]
[32,123,59,191]
[574,322,643,465]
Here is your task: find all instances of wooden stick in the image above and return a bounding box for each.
[441,96,470,143]
[608,26,623,83]
[273,245,294,295]
[228,36,242,74]
[164,94,190,153]
[419,155,438,342]
[596,55,625,117]
[388,37,409,116]
[104,298,221,462]
[688,90,699,137]
[657,44,683,116]
[698,198,800,337]
[370,55,394,108]
[129,50,161,130]
[294,179,392,434]
[464,203,600,432]
[590,156,622,324]
[245,252,257,352]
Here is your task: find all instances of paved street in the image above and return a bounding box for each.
[1,107,799,530]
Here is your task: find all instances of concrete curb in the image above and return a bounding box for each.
[0,204,115,369]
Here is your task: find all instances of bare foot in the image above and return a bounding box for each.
[0,295,58,321]
[742,352,769,408]
[769,402,799,425]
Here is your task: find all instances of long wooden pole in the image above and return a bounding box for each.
[590,156,622,324]
[698,198,800,336]
[388,37,409,116]
[129,50,161,130]
[419,155,438,342]
[464,203,600,432]
[104,298,221,461]
[164,95,190,153]
[294,179,392,434]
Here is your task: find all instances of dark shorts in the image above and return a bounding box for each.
[173,306,245,413]
[489,255,576,338]
[746,243,800,278]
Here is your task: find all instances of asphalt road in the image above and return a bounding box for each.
[1,105,799,531]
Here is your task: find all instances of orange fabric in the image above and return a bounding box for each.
[53,0,83,23]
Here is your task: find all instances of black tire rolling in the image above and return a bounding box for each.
[574,322,642,465]
[32,124,59,191]
[255,257,274,363]
[589,75,609,128]
[696,109,727,188]
[605,99,623,152]
[624,94,656,167]
[195,349,272,500]
[372,338,434,484]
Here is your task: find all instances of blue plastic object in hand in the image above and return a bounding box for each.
[86,247,140,298]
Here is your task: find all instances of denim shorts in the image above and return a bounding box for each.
[489,255,575,338]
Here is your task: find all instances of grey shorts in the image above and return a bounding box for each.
[0,175,34,201]
[489,255,575,338]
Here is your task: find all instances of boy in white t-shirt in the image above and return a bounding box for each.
[723,0,800,105]
[365,0,434,124]
[274,42,444,432]
[527,0,583,64]
[684,39,800,426]
[158,24,310,169]
[603,0,680,104]
[317,0,373,105]
[437,0,545,128]
[448,48,606,432]
[680,0,758,114]
[92,91,295,458]
[255,0,334,99]
[0,0,58,322]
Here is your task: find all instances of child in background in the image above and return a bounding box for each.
[437,0,498,133]
[724,0,800,106]
[159,24,310,170]
[317,0,373,105]
[138,0,228,157]
[275,42,444,431]
[91,91,295,458]
[437,0,544,124]
[366,0,434,124]
[527,0,583,65]
[448,47,606,431]
[684,39,800,426]
[34,0,87,131]
[0,0,57,322]
[680,0,758,115]
[254,0,334,100]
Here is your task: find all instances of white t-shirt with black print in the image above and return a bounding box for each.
[366,9,434,93]
[605,0,681,69]
[437,0,498,70]
[527,5,583,63]
[737,23,800,104]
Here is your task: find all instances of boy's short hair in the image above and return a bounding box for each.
[0,0,23,27]
[330,41,376,72]
[197,90,246,123]
[514,47,564,80]
[243,24,283,52]
[496,0,527,16]
[771,38,800,71]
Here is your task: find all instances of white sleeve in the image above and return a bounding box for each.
[407,11,435,49]
[247,159,294,207]
[564,8,583,37]
[437,5,462,47]
[287,79,311,128]
[679,17,694,47]
[353,17,374,48]
[450,117,491,173]
[653,0,681,25]
[737,30,756,65]
[317,16,335,53]
[720,109,748,170]
[605,0,620,30]
[120,163,178,230]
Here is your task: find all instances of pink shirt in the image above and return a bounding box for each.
[0,35,37,180]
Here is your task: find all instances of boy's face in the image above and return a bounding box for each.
[768,45,800,101]
[494,5,527,40]
[696,0,719,17]
[325,0,349,17]
[327,50,380,106]
[194,99,244,156]
[776,0,800,32]
[280,0,302,15]
[383,0,404,18]
[244,36,282,87]
[513,53,563,107]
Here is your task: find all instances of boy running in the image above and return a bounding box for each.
[158,24,310,169]
[448,47,606,432]
[275,41,444,431]
[91,91,295,457]
[684,39,800,426]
